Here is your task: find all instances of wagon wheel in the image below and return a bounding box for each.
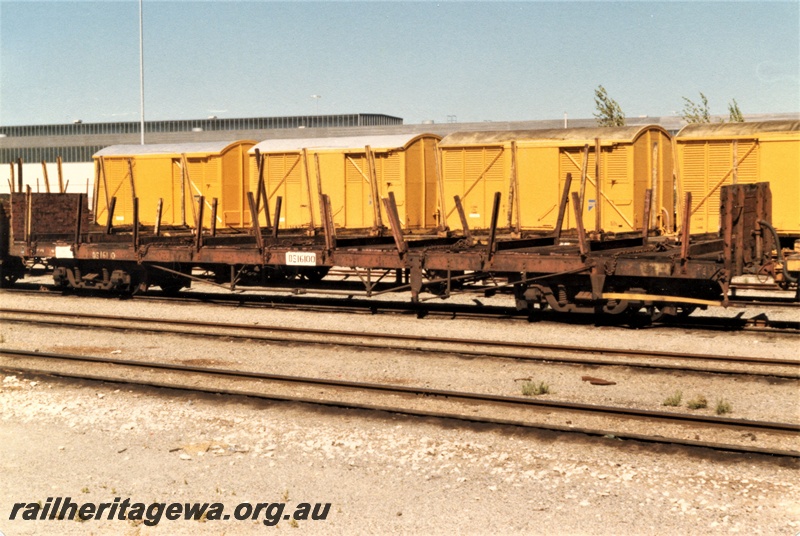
[299,267,330,282]
[647,305,666,323]
[646,304,696,322]
[0,261,21,288]
[423,269,449,296]
[1,271,19,288]
[619,305,653,328]
[153,265,190,295]
[158,281,186,296]
[602,299,629,315]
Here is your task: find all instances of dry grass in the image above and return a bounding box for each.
[662,391,683,407]
[715,399,733,415]
[521,381,550,396]
[687,395,708,410]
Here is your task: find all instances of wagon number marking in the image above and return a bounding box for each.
[90,251,116,260]
[285,252,317,266]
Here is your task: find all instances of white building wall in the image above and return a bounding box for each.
[0,162,94,200]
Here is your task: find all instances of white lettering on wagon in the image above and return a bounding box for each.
[55,246,74,259]
[285,252,317,266]
[90,251,116,260]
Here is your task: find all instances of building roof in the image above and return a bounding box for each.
[93,140,254,157]
[250,133,440,153]
[676,120,800,138]
[440,125,667,147]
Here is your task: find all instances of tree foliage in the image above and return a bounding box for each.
[680,92,711,123]
[593,85,626,127]
[728,99,744,122]
[681,93,745,123]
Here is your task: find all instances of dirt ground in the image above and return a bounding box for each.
[2,288,799,534]
[1,372,798,535]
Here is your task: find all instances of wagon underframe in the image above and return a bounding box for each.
[3,183,773,316]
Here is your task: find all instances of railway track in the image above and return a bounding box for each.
[728,298,800,309]
[0,348,797,458]
[4,284,800,333]
[1,308,798,379]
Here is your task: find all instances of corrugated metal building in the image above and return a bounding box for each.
[0,114,403,165]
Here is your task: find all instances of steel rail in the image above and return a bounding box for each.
[2,307,798,368]
[728,299,800,309]
[3,286,798,333]
[7,319,796,381]
[2,310,799,380]
[140,289,800,331]
[0,348,797,458]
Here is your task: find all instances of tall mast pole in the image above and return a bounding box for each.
[139,0,145,144]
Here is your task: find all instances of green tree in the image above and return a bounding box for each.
[728,99,744,122]
[593,85,626,127]
[680,93,711,123]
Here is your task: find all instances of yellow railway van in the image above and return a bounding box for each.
[93,140,255,229]
[248,133,441,232]
[675,120,800,238]
[438,125,674,235]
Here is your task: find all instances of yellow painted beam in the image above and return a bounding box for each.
[602,292,722,307]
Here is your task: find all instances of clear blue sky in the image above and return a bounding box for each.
[1,1,798,126]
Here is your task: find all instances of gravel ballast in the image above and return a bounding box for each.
[1,289,798,534]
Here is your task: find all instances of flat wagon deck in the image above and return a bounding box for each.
[1,183,785,318]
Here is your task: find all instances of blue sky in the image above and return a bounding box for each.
[1,1,798,126]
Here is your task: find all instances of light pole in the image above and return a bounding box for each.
[139,0,145,144]
[311,94,321,114]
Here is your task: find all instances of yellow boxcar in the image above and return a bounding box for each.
[93,140,255,228]
[676,120,800,237]
[439,125,674,234]
[248,133,441,232]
